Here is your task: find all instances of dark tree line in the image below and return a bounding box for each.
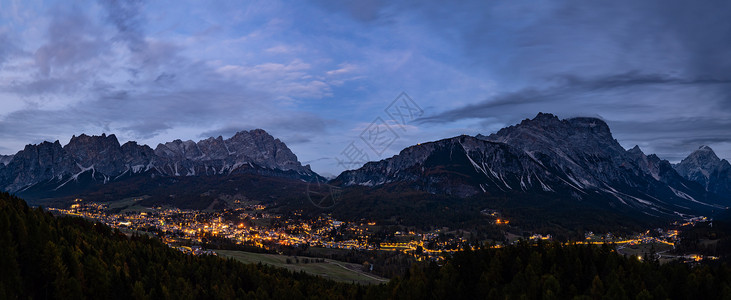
[387,242,731,299]
[676,221,731,256]
[3,191,731,299]
[0,192,380,299]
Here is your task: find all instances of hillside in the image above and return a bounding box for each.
[336,113,730,228]
[3,193,731,299]
[0,192,377,299]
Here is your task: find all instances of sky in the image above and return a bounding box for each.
[1,0,730,177]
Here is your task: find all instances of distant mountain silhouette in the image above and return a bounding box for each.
[336,113,730,220]
[0,129,321,200]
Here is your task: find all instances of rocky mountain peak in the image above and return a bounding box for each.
[626,145,646,161]
[68,133,119,146]
[155,139,202,160]
[487,113,614,147]
[65,134,123,159]
[64,133,127,175]
[628,145,643,155]
[676,146,723,176]
[225,129,302,171]
[566,117,613,137]
[339,112,728,218]
[483,114,626,185]
[683,145,720,162]
[674,146,731,195]
[533,112,560,121]
[699,145,714,151]
[120,141,156,166]
[196,136,229,160]
[625,145,666,181]
[1,129,318,193]
[2,140,78,192]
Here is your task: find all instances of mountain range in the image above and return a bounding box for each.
[1,113,729,225]
[0,129,318,197]
[336,113,730,220]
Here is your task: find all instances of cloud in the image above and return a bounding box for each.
[310,0,388,22]
[489,0,731,95]
[610,117,731,160]
[264,45,301,54]
[3,5,119,101]
[0,1,351,161]
[326,63,357,76]
[418,72,731,124]
[325,0,731,163]
[33,8,107,78]
[216,59,333,100]
[98,0,147,52]
[416,71,731,162]
[318,0,731,92]
[2,0,731,174]
[0,28,19,66]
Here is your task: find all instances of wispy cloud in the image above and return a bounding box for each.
[98,0,147,52]
[1,0,730,175]
[418,72,731,124]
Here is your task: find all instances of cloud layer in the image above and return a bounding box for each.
[0,0,730,175]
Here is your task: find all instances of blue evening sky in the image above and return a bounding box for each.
[1,0,730,176]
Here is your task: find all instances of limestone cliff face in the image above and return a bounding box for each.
[675,146,731,196]
[337,113,729,217]
[1,129,317,193]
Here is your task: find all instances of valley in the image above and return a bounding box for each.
[2,113,731,295]
[47,193,722,279]
[3,1,731,297]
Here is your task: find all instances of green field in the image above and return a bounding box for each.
[216,250,388,285]
[616,242,678,263]
[105,196,151,212]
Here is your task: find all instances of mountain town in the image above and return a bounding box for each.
[3,0,731,298]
